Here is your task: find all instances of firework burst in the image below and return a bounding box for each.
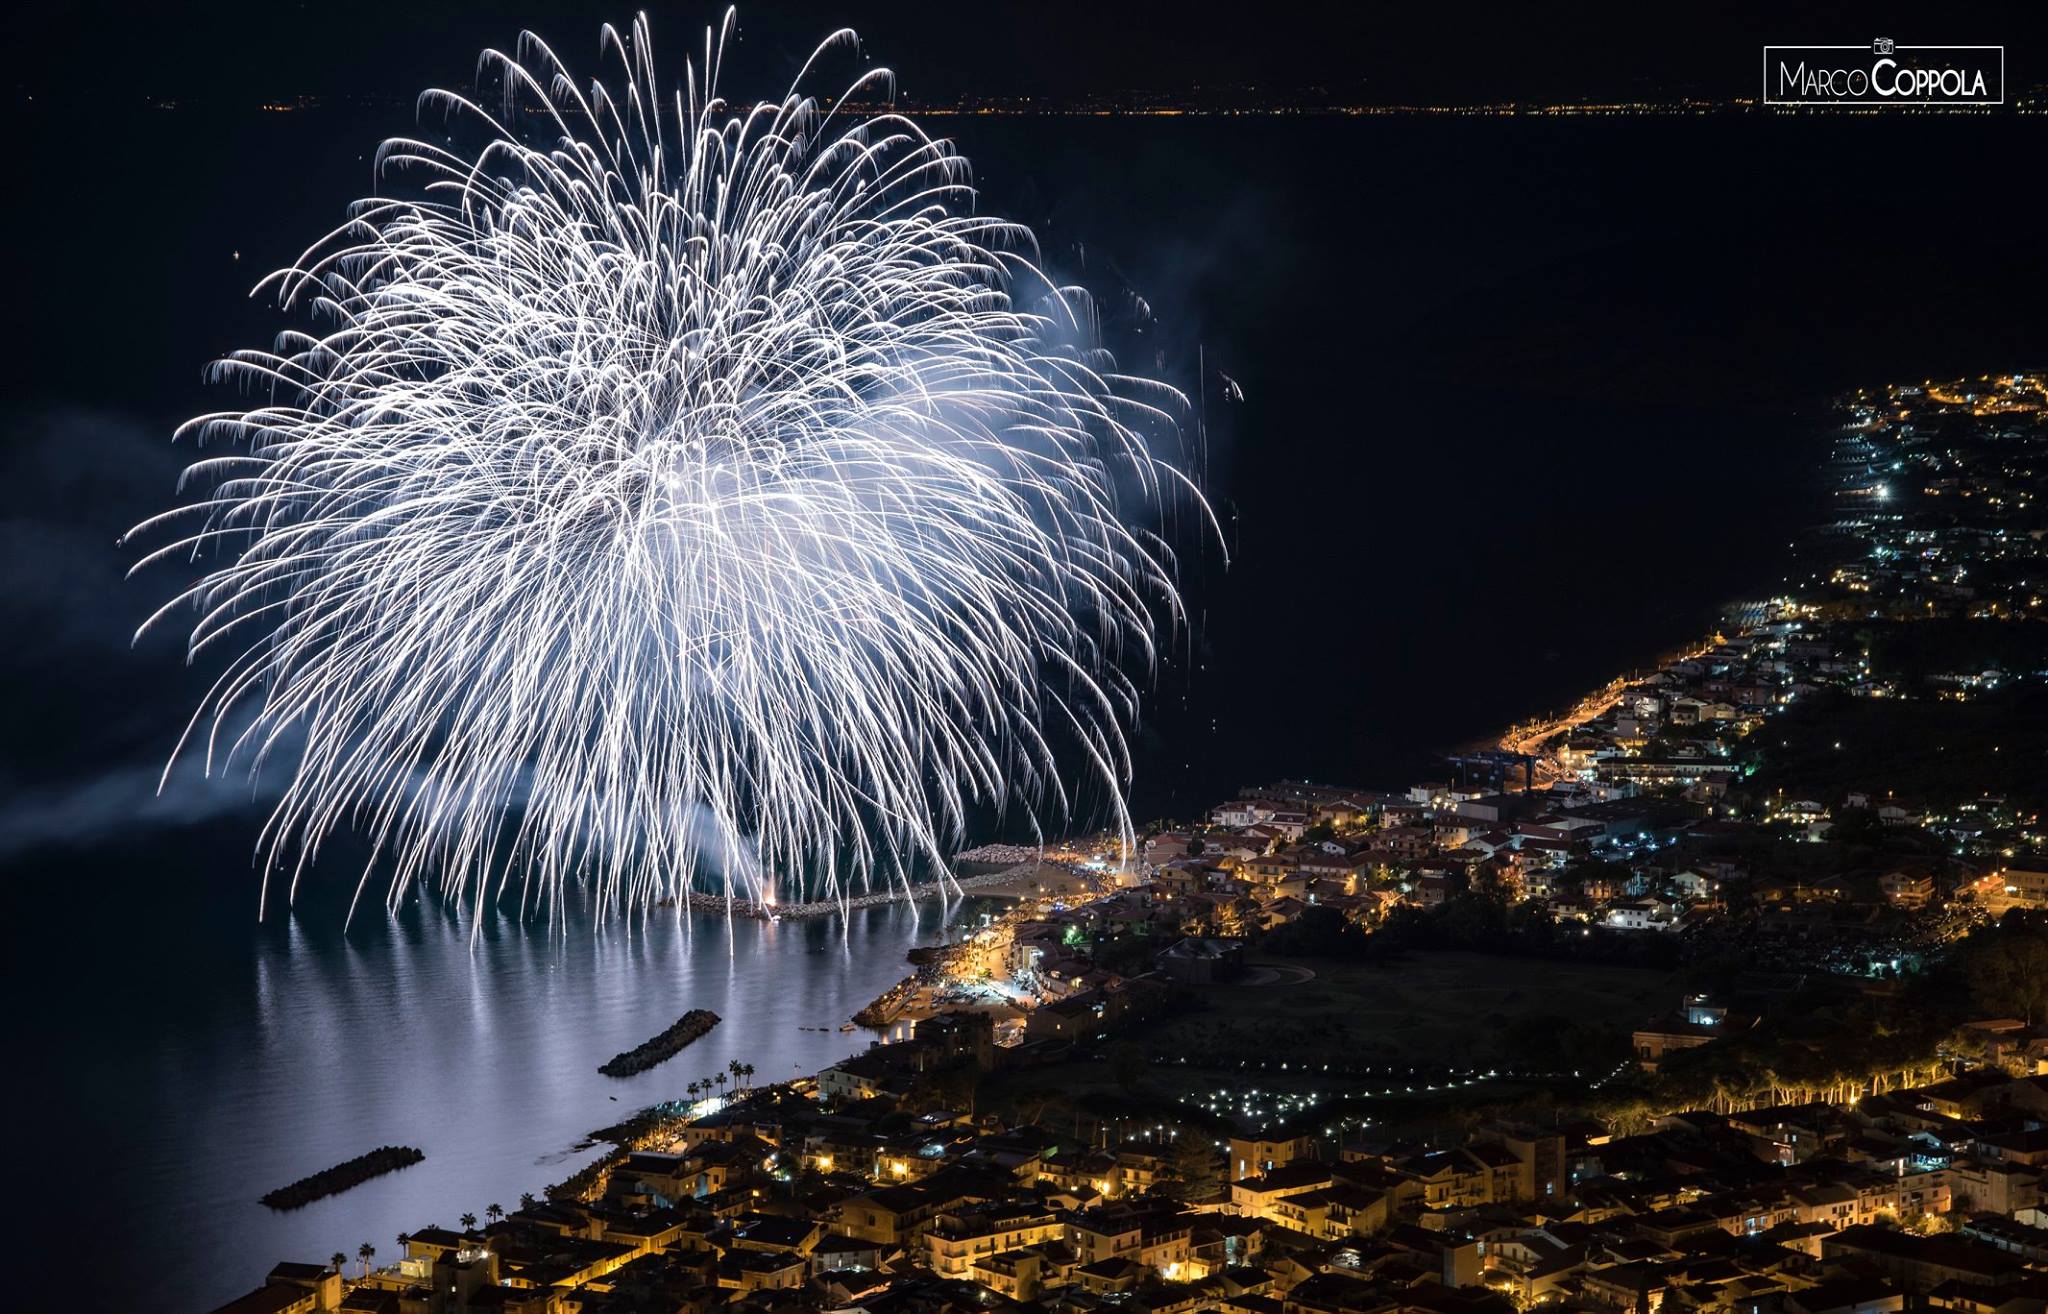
[129,9,1209,918]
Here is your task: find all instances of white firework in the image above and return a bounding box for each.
[127,9,1209,918]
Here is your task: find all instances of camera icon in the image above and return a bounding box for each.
[1873,37,1896,54]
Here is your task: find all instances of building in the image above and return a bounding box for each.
[1231,1133,1317,1182]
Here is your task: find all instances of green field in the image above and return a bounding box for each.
[982,950,1674,1131]
[1149,950,1673,1069]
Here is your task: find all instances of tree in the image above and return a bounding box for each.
[729,1058,745,1089]
[907,1055,980,1115]
[397,1232,411,1254]
[1963,915,2048,1025]
[519,1192,537,1211]
[329,1253,347,1276]
[1162,1132,1220,1202]
[686,1080,701,1101]
[714,1072,728,1095]
[1263,904,1366,957]
[1108,1041,1146,1094]
[460,1212,478,1232]
[1826,807,1882,848]
[357,1242,376,1278]
[742,1062,756,1088]
[486,1202,504,1224]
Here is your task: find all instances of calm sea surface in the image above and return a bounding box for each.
[19,876,972,1311]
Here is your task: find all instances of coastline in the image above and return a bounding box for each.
[1492,627,1730,772]
[665,860,1085,922]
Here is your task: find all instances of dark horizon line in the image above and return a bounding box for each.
[23,86,2048,117]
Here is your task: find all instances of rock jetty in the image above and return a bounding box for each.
[260,1146,425,1210]
[598,1009,721,1077]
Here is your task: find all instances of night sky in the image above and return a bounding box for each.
[5,0,2045,874]
[14,1,2048,107]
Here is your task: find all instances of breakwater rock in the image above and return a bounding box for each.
[261,1145,424,1210]
[598,1009,721,1077]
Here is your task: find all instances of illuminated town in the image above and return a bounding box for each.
[214,373,2048,1314]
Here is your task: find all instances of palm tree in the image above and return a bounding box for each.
[329,1253,347,1276]
[460,1211,478,1232]
[741,1062,756,1088]
[687,1080,701,1102]
[519,1192,537,1211]
[486,1202,504,1224]
[728,1058,745,1089]
[397,1232,411,1255]
[357,1241,376,1278]
[714,1072,728,1095]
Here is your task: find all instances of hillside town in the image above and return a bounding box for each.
[211,376,2048,1314]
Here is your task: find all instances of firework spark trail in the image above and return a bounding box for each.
[126,9,1212,921]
